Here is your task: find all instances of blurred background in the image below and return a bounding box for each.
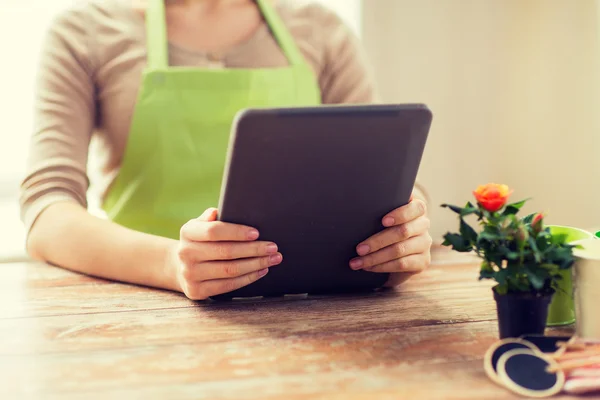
[0,0,599,262]
[363,0,600,243]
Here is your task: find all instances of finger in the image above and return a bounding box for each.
[357,215,430,256]
[187,268,270,300]
[350,234,431,270]
[185,253,283,281]
[180,219,259,242]
[178,240,279,263]
[364,253,431,273]
[382,199,427,227]
[198,208,219,222]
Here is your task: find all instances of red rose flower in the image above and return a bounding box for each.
[473,183,513,212]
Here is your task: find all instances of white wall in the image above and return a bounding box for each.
[363,0,600,241]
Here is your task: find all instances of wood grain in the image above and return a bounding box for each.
[0,248,578,399]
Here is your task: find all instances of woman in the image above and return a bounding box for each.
[20,0,432,300]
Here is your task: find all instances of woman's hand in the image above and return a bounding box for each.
[349,197,432,285]
[169,208,283,300]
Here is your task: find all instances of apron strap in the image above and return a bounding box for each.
[146,0,169,69]
[256,0,305,67]
[145,0,305,69]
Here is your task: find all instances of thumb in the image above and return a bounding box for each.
[198,208,219,222]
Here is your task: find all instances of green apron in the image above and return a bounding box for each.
[102,0,321,239]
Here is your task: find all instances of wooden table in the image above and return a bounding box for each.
[0,249,578,400]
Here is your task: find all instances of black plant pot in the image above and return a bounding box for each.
[493,287,554,339]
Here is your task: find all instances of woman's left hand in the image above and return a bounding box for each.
[349,197,432,285]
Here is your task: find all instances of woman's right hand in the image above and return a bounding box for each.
[169,208,282,300]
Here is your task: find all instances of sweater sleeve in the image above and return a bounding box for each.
[19,7,96,236]
[315,6,378,104]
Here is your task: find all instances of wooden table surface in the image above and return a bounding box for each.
[0,248,579,400]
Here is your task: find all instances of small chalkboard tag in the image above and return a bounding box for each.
[520,335,572,353]
[497,349,565,398]
[484,338,539,385]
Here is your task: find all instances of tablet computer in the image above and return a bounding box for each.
[213,104,432,300]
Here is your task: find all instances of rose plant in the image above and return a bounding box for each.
[441,183,576,296]
[440,183,578,338]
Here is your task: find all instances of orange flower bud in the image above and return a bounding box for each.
[473,183,513,212]
[531,213,544,233]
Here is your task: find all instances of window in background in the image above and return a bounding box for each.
[0,0,77,260]
[0,0,78,199]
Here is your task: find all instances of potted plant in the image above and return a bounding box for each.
[441,183,577,338]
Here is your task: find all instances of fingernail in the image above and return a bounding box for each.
[248,229,259,240]
[383,217,395,227]
[266,243,278,254]
[350,258,363,269]
[258,268,269,277]
[269,254,283,265]
[357,244,370,256]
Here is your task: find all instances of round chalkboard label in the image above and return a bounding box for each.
[497,349,565,398]
[484,338,539,385]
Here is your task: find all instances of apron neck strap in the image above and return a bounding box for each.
[256,0,304,66]
[146,0,169,69]
[145,0,305,70]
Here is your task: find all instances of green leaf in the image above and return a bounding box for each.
[441,204,464,214]
[504,206,525,216]
[461,208,480,217]
[528,236,541,263]
[525,266,548,290]
[539,263,559,273]
[551,233,569,245]
[481,260,494,271]
[536,234,550,252]
[482,209,493,221]
[558,256,575,270]
[529,274,546,290]
[505,199,529,211]
[495,284,508,295]
[479,225,502,241]
[479,261,495,280]
[514,279,531,292]
[460,219,478,243]
[459,202,480,217]
[503,205,522,216]
[479,269,495,280]
[495,268,509,286]
[522,213,536,224]
[442,233,472,252]
[546,246,575,264]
